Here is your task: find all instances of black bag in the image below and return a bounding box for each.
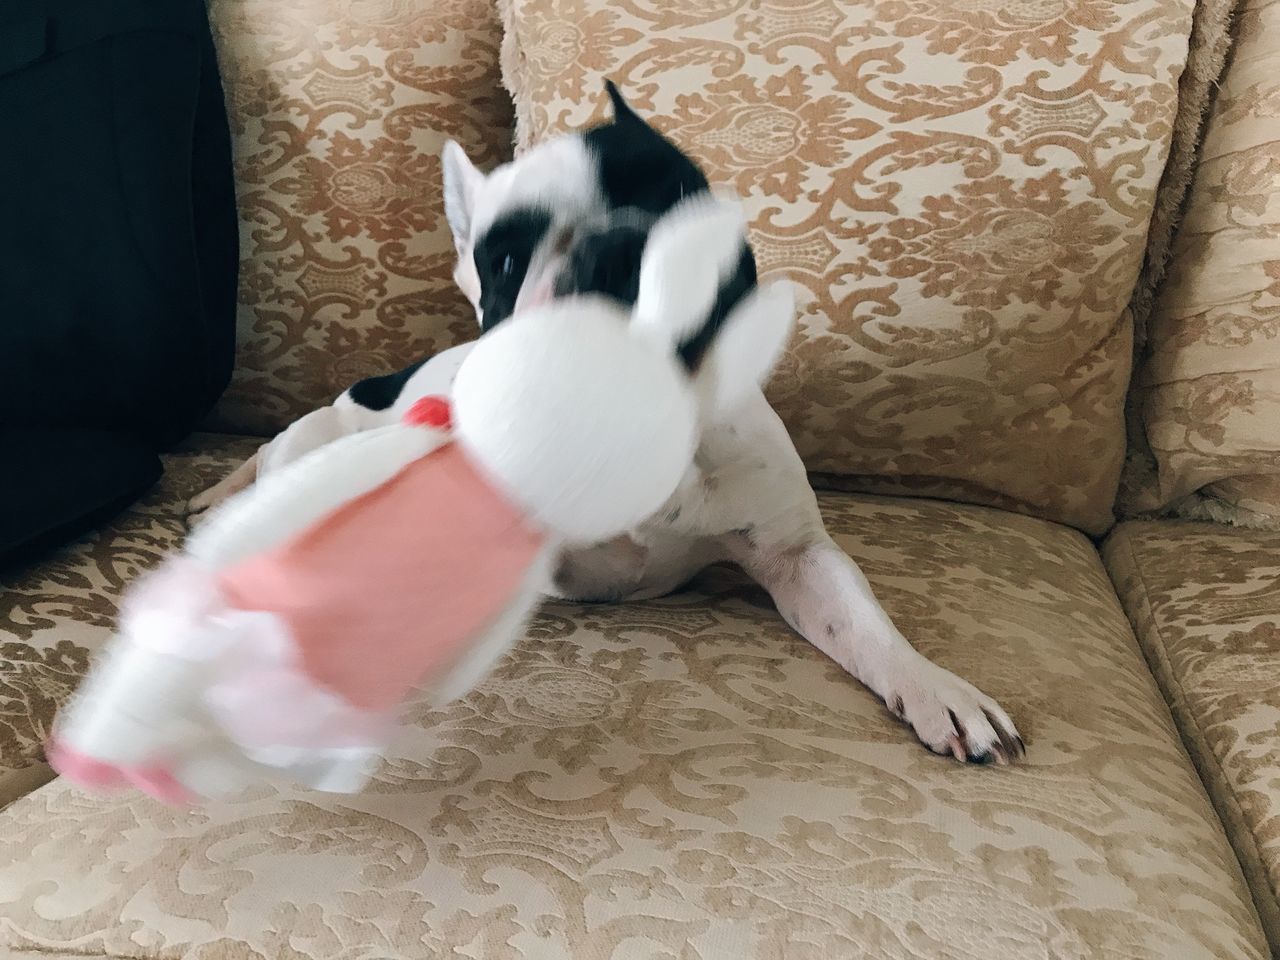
[0,0,239,561]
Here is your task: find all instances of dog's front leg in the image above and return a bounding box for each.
[729,533,1024,764]
[186,452,260,519]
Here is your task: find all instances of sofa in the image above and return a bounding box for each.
[2,0,1278,957]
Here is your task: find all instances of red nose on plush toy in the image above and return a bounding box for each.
[403,395,453,429]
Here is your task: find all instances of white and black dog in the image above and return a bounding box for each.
[191,83,1023,764]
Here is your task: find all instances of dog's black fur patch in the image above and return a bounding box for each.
[348,359,426,411]
[473,206,553,332]
[585,81,758,369]
[553,208,656,306]
[585,82,711,216]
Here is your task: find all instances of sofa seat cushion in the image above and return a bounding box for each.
[0,494,1268,959]
[1104,521,1280,951]
[0,433,260,808]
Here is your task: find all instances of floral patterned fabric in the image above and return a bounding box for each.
[0,435,261,808]
[1126,0,1280,526]
[0,486,1269,958]
[1104,520,1280,952]
[498,0,1201,536]
[2,6,1273,956]
[204,0,512,437]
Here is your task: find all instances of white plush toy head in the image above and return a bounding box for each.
[452,298,697,542]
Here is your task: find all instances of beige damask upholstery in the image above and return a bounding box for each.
[0,490,1270,958]
[1124,0,1280,528]
[204,0,512,437]
[1104,520,1280,951]
[3,2,1278,958]
[0,435,261,809]
[499,0,1200,536]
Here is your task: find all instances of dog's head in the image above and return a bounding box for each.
[441,82,784,410]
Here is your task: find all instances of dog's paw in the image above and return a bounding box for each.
[183,491,216,530]
[883,656,1024,764]
[183,455,260,531]
[184,484,235,531]
[184,472,249,529]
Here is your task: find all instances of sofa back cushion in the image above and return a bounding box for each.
[500,0,1200,535]
[1128,0,1280,527]
[205,0,512,437]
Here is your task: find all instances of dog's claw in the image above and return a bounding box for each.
[884,657,1024,766]
[985,707,1025,762]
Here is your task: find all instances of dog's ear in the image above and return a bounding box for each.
[632,193,745,346]
[696,280,794,418]
[630,193,793,417]
[604,80,642,125]
[591,80,710,216]
[442,140,484,248]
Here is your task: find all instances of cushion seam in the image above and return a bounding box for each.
[1119,529,1280,937]
[0,761,56,811]
[0,944,133,960]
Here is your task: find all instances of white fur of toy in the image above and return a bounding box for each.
[695,280,795,418]
[454,297,697,541]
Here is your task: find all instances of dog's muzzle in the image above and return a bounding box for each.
[551,208,658,308]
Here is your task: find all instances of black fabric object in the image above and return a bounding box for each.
[0,0,238,560]
[0,428,163,570]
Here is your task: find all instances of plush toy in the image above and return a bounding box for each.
[47,195,792,803]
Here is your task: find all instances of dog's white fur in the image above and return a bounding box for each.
[190,139,1023,764]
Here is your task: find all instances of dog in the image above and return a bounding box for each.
[189,83,1024,764]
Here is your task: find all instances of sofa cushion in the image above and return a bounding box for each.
[1123,0,1280,527]
[0,494,1268,958]
[203,0,512,437]
[1104,520,1280,951]
[0,434,260,808]
[498,0,1201,536]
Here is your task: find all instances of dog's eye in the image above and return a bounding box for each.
[501,254,514,277]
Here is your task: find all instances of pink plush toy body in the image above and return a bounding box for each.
[216,420,545,714]
[48,196,794,802]
[50,403,555,797]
